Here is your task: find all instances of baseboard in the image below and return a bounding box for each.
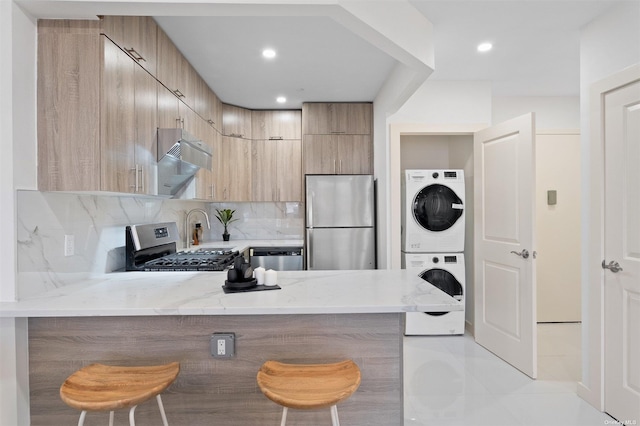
[465,320,474,336]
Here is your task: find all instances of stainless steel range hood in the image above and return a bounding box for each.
[157,128,212,197]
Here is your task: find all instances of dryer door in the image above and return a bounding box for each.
[420,268,464,316]
[413,184,464,232]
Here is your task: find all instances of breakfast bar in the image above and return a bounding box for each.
[2,269,461,426]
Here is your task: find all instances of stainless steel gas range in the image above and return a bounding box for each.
[125,222,240,272]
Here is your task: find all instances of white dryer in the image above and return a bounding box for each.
[401,169,465,253]
[402,252,465,335]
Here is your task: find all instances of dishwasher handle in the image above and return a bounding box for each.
[250,247,303,256]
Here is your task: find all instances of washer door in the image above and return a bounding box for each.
[420,268,463,316]
[412,184,463,232]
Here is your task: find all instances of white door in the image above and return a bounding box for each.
[603,78,640,423]
[474,113,537,378]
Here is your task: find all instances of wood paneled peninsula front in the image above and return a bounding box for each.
[3,270,461,426]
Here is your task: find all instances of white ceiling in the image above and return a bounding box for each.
[153,1,623,110]
[154,15,398,110]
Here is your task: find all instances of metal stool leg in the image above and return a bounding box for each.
[77,410,87,426]
[109,410,114,426]
[128,405,137,426]
[280,406,288,426]
[330,405,340,426]
[156,394,169,426]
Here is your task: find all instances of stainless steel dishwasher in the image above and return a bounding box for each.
[249,247,304,271]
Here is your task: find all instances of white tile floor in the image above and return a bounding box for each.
[403,323,615,425]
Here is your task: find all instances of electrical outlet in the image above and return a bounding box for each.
[64,235,74,257]
[211,332,235,358]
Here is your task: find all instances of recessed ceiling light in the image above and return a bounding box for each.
[262,49,276,59]
[477,42,493,52]
[276,96,286,103]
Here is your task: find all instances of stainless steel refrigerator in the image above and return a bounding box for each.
[305,174,376,270]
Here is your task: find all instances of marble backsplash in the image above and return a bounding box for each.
[16,190,303,299]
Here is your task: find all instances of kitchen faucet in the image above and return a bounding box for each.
[184,208,211,249]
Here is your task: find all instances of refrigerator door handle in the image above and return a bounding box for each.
[307,231,313,269]
[307,193,313,227]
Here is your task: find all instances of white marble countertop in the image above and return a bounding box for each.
[0,269,462,317]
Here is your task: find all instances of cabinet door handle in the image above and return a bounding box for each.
[210,184,214,199]
[139,165,144,193]
[130,167,138,191]
[269,136,283,140]
[125,47,145,62]
[173,89,185,98]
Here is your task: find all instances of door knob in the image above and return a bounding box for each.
[510,249,530,259]
[602,259,623,273]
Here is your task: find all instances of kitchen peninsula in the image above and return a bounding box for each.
[2,269,461,425]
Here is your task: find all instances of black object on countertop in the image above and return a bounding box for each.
[222,284,281,294]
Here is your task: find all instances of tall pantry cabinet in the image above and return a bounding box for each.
[251,110,302,202]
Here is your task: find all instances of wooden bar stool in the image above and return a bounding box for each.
[60,361,180,426]
[257,359,361,426]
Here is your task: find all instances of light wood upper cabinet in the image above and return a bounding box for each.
[157,27,187,103]
[38,21,158,194]
[252,139,302,202]
[37,20,102,191]
[101,16,158,76]
[194,121,218,201]
[100,39,158,195]
[303,135,336,175]
[302,102,373,175]
[205,90,223,132]
[276,139,302,201]
[157,83,182,129]
[222,104,252,139]
[157,26,199,112]
[303,134,372,175]
[251,110,302,140]
[335,135,372,174]
[100,39,136,193]
[302,103,372,135]
[218,136,252,201]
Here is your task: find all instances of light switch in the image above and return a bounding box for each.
[547,190,557,205]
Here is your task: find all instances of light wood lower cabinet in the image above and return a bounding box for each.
[252,139,302,201]
[303,134,372,175]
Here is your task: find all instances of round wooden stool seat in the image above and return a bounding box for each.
[60,361,180,426]
[257,360,361,425]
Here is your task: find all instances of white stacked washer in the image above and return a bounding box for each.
[401,169,466,335]
[402,253,465,335]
